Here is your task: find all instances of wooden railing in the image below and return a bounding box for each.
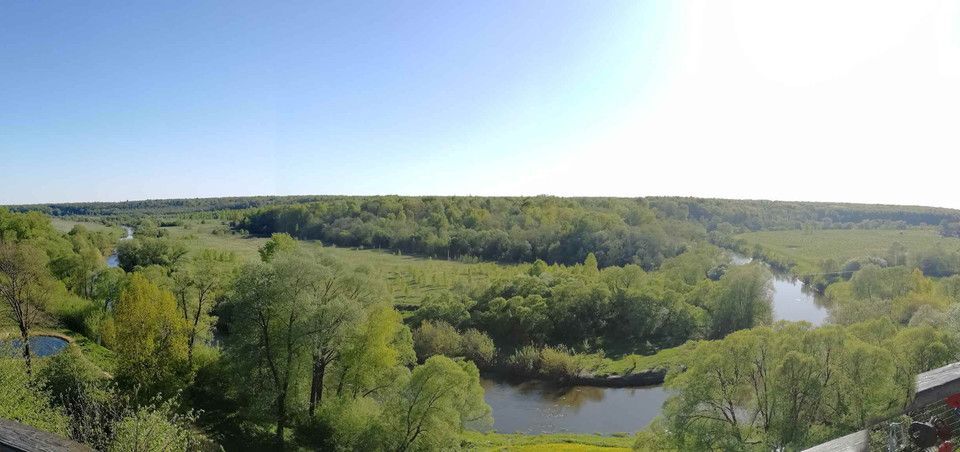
[804,361,960,451]
[0,418,91,452]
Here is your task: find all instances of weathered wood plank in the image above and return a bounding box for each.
[0,418,91,452]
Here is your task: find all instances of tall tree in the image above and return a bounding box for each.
[172,249,236,366]
[0,243,54,375]
[225,253,317,448]
[113,273,189,397]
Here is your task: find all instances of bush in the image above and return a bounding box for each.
[461,329,496,368]
[38,347,102,407]
[410,291,472,328]
[539,346,582,380]
[297,397,383,451]
[109,399,203,452]
[0,357,70,436]
[412,321,462,361]
[505,345,541,377]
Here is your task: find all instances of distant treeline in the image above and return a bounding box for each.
[10,195,960,264]
[5,195,329,217]
[238,197,700,268]
[648,197,960,231]
[233,196,960,267]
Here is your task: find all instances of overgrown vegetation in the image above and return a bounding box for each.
[6,196,960,450]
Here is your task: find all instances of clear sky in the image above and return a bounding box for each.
[3,1,960,207]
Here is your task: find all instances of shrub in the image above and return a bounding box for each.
[461,329,496,368]
[539,346,582,381]
[109,398,203,452]
[412,321,462,361]
[505,345,541,377]
[0,357,70,436]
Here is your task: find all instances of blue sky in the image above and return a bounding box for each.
[1,1,669,203]
[4,2,960,207]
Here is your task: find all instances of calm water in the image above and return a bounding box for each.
[730,253,829,326]
[478,377,671,434]
[479,252,830,434]
[5,336,70,357]
[106,226,134,268]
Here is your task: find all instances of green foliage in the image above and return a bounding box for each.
[0,356,70,436]
[413,320,463,361]
[115,237,187,272]
[257,232,297,262]
[461,328,496,368]
[708,264,772,338]
[238,197,698,269]
[380,356,491,451]
[654,322,959,450]
[0,242,57,373]
[736,227,960,278]
[113,273,189,397]
[411,290,473,328]
[109,399,203,452]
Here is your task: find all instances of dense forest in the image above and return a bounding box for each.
[5,197,960,450]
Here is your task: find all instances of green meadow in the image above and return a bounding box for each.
[161,220,527,309]
[736,227,960,276]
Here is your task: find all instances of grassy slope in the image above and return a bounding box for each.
[736,228,960,276]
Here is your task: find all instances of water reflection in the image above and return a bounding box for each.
[3,336,69,357]
[477,377,670,434]
[728,252,830,326]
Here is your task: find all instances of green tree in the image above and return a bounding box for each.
[109,399,202,452]
[460,328,496,368]
[171,249,236,366]
[0,356,69,435]
[113,273,189,397]
[412,320,463,361]
[224,255,315,447]
[258,232,298,262]
[0,243,55,374]
[709,264,772,338]
[380,356,491,452]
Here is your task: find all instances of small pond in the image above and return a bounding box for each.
[4,335,70,357]
[477,377,671,434]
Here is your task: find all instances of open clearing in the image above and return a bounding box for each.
[49,217,120,234]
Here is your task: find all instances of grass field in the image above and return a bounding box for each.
[161,220,526,308]
[50,217,120,234]
[736,227,960,276]
[462,431,633,451]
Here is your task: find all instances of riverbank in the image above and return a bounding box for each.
[479,342,693,388]
[463,431,633,451]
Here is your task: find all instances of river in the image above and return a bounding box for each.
[479,252,829,434]
[106,226,134,268]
